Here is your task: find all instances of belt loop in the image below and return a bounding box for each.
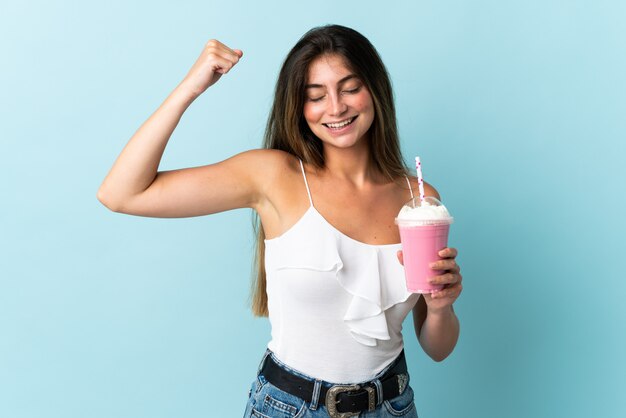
[373,378,384,406]
[257,349,271,375]
[309,379,322,410]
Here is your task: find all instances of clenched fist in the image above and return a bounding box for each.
[180,39,243,98]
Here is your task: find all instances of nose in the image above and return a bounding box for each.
[327,93,347,116]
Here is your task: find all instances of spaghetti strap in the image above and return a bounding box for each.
[299,159,314,207]
[405,176,414,200]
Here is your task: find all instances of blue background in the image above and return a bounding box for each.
[1,1,625,417]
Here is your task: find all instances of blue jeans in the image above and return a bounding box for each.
[243,350,418,417]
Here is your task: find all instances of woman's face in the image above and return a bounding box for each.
[302,54,375,151]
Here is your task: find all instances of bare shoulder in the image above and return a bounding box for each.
[228,148,294,167]
[239,148,301,185]
[241,149,309,238]
[215,148,299,184]
[406,175,441,200]
[234,149,304,210]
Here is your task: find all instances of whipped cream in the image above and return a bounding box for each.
[396,198,453,225]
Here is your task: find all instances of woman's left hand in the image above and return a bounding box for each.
[397,248,463,311]
[424,247,462,311]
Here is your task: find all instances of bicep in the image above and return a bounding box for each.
[117,149,273,218]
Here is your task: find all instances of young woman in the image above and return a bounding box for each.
[98,24,462,418]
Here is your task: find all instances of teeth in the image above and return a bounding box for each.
[326,117,354,129]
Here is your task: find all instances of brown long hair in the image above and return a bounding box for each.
[250,24,409,317]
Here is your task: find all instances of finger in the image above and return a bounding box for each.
[216,44,243,62]
[431,283,462,299]
[438,247,458,258]
[204,49,240,74]
[396,250,404,265]
[429,259,459,272]
[214,42,243,61]
[209,50,240,69]
[205,40,242,64]
[428,272,459,286]
[210,57,235,74]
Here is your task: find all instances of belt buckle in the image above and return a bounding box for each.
[326,384,375,418]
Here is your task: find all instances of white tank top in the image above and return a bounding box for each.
[264,160,420,383]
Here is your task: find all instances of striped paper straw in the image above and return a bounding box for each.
[415,156,425,203]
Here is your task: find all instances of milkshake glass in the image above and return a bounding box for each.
[395,196,454,294]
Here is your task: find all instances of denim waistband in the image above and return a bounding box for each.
[255,348,409,411]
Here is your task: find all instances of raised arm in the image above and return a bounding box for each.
[97,39,257,217]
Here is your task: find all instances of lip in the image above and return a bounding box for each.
[322,115,358,136]
[322,116,357,127]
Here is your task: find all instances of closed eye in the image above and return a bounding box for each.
[306,85,361,102]
[342,86,361,95]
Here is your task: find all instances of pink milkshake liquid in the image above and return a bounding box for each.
[396,197,453,294]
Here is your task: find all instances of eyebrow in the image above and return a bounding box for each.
[305,74,358,89]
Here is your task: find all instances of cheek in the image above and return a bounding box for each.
[353,94,374,112]
[356,98,375,131]
[352,96,375,125]
[303,104,322,126]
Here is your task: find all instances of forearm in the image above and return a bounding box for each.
[97,83,198,210]
[418,306,460,362]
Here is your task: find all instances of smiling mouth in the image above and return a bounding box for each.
[323,116,357,129]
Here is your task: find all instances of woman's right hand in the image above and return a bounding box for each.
[180,39,243,98]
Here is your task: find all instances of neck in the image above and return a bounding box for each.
[320,140,380,187]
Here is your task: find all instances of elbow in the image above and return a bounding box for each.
[429,352,451,363]
[96,187,123,213]
[425,340,458,362]
[418,334,457,363]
